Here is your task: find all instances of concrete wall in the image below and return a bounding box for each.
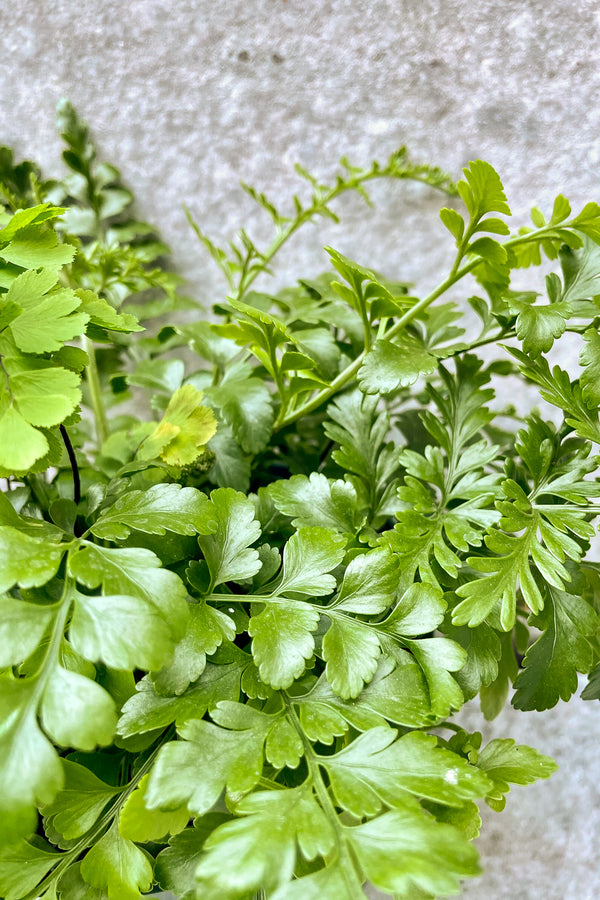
[2,2,599,897]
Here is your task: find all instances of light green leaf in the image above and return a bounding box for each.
[1,227,76,268]
[0,676,64,845]
[119,774,189,842]
[77,290,144,333]
[41,664,117,751]
[322,728,491,818]
[275,526,346,596]
[458,159,511,219]
[69,544,189,639]
[0,405,50,471]
[80,821,153,900]
[0,594,54,666]
[195,787,335,899]
[270,861,365,900]
[0,526,66,592]
[42,760,120,841]
[322,616,381,699]
[70,592,175,671]
[476,738,558,811]
[91,483,215,540]
[145,717,266,815]
[0,837,61,900]
[138,384,217,466]
[151,601,236,695]
[358,337,437,395]
[269,472,361,533]
[3,355,81,426]
[348,808,481,898]
[117,656,246,737]
[197,487,262,587]
[249,601,319,689]
[506,292,571,356]
[330,548,399,614]
[6,269,88,353]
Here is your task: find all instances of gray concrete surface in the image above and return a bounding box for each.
[3,1,600,896]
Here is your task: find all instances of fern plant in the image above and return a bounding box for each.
[0,101,599,900]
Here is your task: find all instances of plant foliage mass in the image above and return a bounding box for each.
[1,102,599,899]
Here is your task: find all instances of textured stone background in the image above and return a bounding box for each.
[2,1,599,897]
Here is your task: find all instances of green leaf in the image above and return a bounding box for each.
[330,548,399,614]
[42,760,120,841]
[442,619,502,701]
[146,717,266,815]
[270,862,365,900]
[69,591,175,671]
[321,728,491,818]
[347,808,481,898]
[506,292,571,355]
[440,207,465,241]
[117,656,246,737]
[457,159,511,220]
[41,664,117,751]
[195,787,335,898]
[91,483,215,540]
[155,815,230,900]
[119,774,189,842]
[322,616,381,699]
[205,361,274,454]
[579,327,600,408]
[0,594,54,666]
[275,526,347,595]
[1,226,76,268]
[139,384,217,466]
[0,837,61,900]
[296,655,433,740]
[80,821,153,900]
[513,585,598,710]
[69,544,189,639]
[582,661,600,700]
[401,637,465,718]
[269,472,361,533]
[4,355,81,425]
[77,290,144,333]
[249,601,320,689]
[0,204,66,242]
[151,600,236,695]
[0,675,64,844]
[476,738,558,811]
[6,268,88,353]
[0,526,66,591]
[197,487,262,587]
[358,337,437,395]
[380,582,447,637]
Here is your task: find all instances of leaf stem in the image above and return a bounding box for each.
[22,729,175,900]
[59,424,81,505]
[273,222,565,431]
[235,163,456,303]
[84,335,109,446]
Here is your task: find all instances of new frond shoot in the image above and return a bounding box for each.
[1,103,598,900]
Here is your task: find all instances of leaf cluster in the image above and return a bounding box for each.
[1,104,599,900]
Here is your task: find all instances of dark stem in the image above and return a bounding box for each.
[59,425,81,505]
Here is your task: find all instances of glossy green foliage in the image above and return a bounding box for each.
[0,105,597,900]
